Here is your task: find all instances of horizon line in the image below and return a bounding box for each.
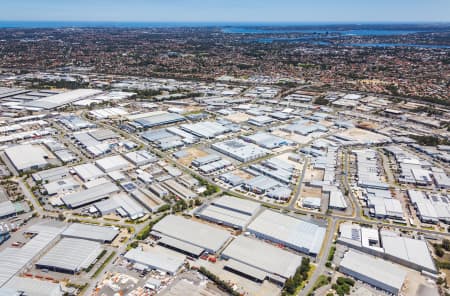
[1,20,450,25]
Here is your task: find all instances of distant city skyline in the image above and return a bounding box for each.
[1,0,450,23]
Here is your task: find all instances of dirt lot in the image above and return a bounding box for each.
[303,168,324,183]
[337,127,390,143]
[102,213,121,221]
[272,152,303,170]
[224,112,251,123]
[178,148,208,166]
[272,145,295,154]
[318,120,335,127]
[161,277,227,296]
[180,106,204,113]
[111,227,131,248]
[301,185,323,198]
[232,169,255,180]
[271,130,312,145]
[402,269,437,296]
[190,216,239,235]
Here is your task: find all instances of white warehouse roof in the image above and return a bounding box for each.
[340,250,407,294]
[95,155,132,172]
[124,150,157,166]
[152,215,231,253]
[124,247,185,275]
[381,231,436,273]
[72,163,105,181]
[222,236,303,280]
[4,144,50,171]
[25,89,103,110]
[61,182,119,208]
[2,277,62,296]
[181,121,229,139]
[62,223,119,243]
[0,201,18,218]
[212,139,269,162]
[211,195,261,216]
[197,205,253,230]
[0,223,65,287]
[247,210,326,255]
[36,238,102,273]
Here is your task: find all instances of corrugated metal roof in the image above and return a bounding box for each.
[158,236,204,257]
[62,223,119,243]
[225,259,267,281]
[61,182,119,208]
[36,238,102,272]
[222,236,302,279]
[25,89,102,110]
[4,144,49,171]
[152,215,231,252]
[198,205,252,229]
[340,250,406,292]
[247,210,326,255]
[3,277,62,296]
[0,223,64,287]
[124,247,184,275]
[211,195,260,216]
[381,233,436,272]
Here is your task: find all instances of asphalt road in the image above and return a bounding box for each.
[287,157,309,211]
[299,217,337,296]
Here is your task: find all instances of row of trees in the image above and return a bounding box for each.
[193,175,220,196]
[198,267,241,296]
[409,135,450,147]
[314,96,330,106]
[331,277,355,296]
[135,213,168,240]
[434,239,450,257]
[283,257,311,295]
[27,78,89,90]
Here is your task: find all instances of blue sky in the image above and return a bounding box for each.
[0,0,449,23]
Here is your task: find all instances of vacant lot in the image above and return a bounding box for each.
[301,185,323,198]
[178,148,208,166]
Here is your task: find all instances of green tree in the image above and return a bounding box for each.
[442,239,450,251]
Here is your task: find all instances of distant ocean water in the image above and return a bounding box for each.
[221,27,429,35]
[1,21,448,49]
[0,21,447,29]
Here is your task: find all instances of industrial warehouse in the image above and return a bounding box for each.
[72,163,105,182]
[36,238,103,274]
[340,250,407,295]
[24,89,103,110]
[61,223,119,243]
[337,223,437,274]
[195,195,261,229]
[124,247,185,275]
[61,181,120,208]
[0,276,62,296]
[180,121,230,139]
[131,111,186,129]
[221,236,303,284]
[212,139,269,162]
[0,223,65,287]
[242,132,293,149]
[95,154,132,172]
[151,215,232,254]
[4,144,52,173]
[0,221,120,295]
[247,210,326,255]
